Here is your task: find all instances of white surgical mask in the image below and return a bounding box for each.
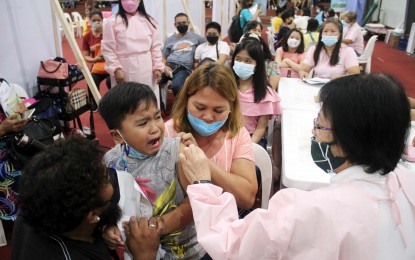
[287,38,300,48]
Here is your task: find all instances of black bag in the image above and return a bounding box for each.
[37,57,84,87]
[4,118,56,168]
[228,11,243,43]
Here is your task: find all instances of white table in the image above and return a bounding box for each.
[278,78,415,190]
[281,109,331,190]
[278,78,322,112]
[278,78,327,190]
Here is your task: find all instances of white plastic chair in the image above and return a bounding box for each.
[252,143,273,209]
[358,35,378,74]
[63,12,76,38]
[71,11,84,38]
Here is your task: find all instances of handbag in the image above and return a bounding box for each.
[66,88,89,113]
[4,118,56,168]
[38,58,69,80]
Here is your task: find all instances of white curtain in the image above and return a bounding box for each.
[0,0,58,96]
[144,0,206,43]
[212,0,237,39]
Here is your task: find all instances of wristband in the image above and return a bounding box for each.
[193,180,212,184]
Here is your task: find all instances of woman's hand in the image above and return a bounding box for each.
[94,55,105,62]
[153,69,162,83]
[0,114,27,136]
[102,225,124,250]
[114,69,125,85]
[179,144,211,183]
[176,132,198,147]
[299,70,309,79]
[412,136,415,147]
[123,217,162,260]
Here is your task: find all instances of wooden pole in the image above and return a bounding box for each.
[50,0,61,57]
[181,0,196,33]
[50,0,101,104]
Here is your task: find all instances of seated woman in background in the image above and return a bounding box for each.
[276,29,305,78]
[299,19,360,79]
[164,63,258,216]
[231,40,282,149]
[82,9,110,110]
[240,33,280,90]
[181,73,415,259]
[0,95,27,221]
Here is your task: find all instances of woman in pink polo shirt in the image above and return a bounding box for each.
[164,63,258,216]
[299,19,360,80]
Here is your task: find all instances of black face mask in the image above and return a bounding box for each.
[206,35,219,44]
[177,24,188,34]
[96,168,122,231]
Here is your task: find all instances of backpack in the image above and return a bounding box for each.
[228,11,243,43]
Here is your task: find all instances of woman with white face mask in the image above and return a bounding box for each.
[299,19,360,80]
[231,40,282,150]
[275,29,305,78]
[102,0,164,101]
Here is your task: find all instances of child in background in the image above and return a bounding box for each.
[303,18,320,51]
[276,29,305,78]
[98,82,205,259]
[231,40,282,149]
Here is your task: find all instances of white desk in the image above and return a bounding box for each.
[278,78,322,112]
[279,78,327,190]
[278,78,415,190]
[281,109,330,190]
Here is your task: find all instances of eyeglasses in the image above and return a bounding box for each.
[313,118,332,131]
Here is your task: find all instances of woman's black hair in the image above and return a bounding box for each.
[307,18,319,32]
[313,19,343,66]
[240,32,273,60]
[90,9,103,19]
[244,20,263,34]
[328,9,336,18]
[117,0,156,28]
[302,7,311,17]
[319,74,410,174]
[231,40,267,103]
[281,29,304,53]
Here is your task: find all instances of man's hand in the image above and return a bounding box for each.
[164,66,173,78]
[123,217,162,260]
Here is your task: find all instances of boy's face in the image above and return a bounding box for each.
[117,102,165,156]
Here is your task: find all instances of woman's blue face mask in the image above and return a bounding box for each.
[186,111,228,137]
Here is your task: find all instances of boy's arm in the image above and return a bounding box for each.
[157,142,193,236]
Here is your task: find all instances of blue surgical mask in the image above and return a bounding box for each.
[117,130,151,160]
[341,20,350,28]
[310,137,345,175]
[321,35,339,47]
[186,111,227,137]
[233,61,255,80]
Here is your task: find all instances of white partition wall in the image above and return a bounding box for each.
[0,0,58,96]
[212,0,237,39]
[144,0,206,43]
